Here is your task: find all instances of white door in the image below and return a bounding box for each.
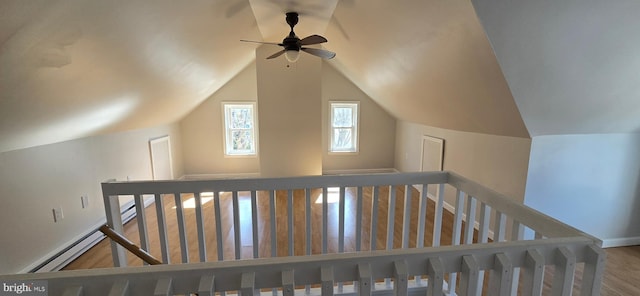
[149,136,174,180]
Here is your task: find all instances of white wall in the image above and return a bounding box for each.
[395,121,531,202]
[180,62,260,176]
[256,46,322,177]
[0,123,183,274]
[525,133,640,246]
[322,63,396,171]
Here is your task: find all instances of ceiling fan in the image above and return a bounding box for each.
[241,12,336,63]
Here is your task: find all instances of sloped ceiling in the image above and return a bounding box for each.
[325,0,528,139]
[473,0,640,136]
[0,0,261,152]
[0,0,530,153]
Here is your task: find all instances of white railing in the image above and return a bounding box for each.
[2,237,604,295]
[0,171,605,295]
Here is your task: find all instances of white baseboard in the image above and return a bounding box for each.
[323,168,399,175]
[180,172,261,180]
[26,198,154,273]
[602,236,640,248]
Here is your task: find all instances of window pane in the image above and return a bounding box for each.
[333,107,353,127]
[333,128,353,150]
[230,108,253,129]
[223,103,257,156]
[231,130,253,151]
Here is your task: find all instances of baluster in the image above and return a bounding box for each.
[432,184,445,247]
[464,195,477,245]
[282,269,295,296]
[478,203,491,243]
[552,247,576,296]
[198,275,215,296]
[489,253,513,295]
[449,189,465,295]
[306,189,312,255]
[476,202,491,295]
[269,191,277,296]
[370,186,379,251]
[134,194,150,264]
[269,190,277,257]
[173,193,189,263]
[323,187,329,254]
[510,221,525,295]
[250,191,259,259]
[356,186,363,251]
[415,184,429,286]
[305,189,312,296]
[401,185,412,249]
[386,185,396,250]
[232,191,241,259]
[394,260,409,296]
[494,211,506,242]
[385,185,396,288]
[155,193,170,263]
[427,257,444,296]
[416,184,428,248]
[104,193,126,267]
[108,280,129,296]
[153,278,173,296]
[452,189,465,245]
[358,263,373,296]
[194,192,207,262]
[460,255,480,296]
[241,272,256,296]
[511,221,525,241]
[213,191,224,261]
[581,245,606,296]
[321,266,334,296]
[521,249,544,296]
[339,187,346,253]
[288,189,294,256]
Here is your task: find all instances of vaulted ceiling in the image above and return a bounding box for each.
[2,0,637,153]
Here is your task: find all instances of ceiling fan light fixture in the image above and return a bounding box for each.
[284,49,300,63]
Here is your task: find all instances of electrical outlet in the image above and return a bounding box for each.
[81,195,89,208]
[52,207,64,223]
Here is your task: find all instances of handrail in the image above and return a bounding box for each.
[447,172,602,245]
[0,237,604,295]
[99,225,162,265]
[101,171,449,195]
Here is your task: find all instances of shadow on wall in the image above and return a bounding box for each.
[624,162,640,237]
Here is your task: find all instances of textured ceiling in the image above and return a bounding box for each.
[0,0,540,153]
[0,0,262,152]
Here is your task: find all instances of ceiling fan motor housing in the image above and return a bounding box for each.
[285,12,299,28]
[283,36,301,51]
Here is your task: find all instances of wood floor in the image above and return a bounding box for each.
[63,187,640,295]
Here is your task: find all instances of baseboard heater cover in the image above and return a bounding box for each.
[30,199,151,273]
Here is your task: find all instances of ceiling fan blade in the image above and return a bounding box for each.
[301,47,336,59]
[240,39,282,46]
[266,49,286,59]
[300,34,328,45]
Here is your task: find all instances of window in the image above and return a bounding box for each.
[329,102,359,153]
[223,103,257,156]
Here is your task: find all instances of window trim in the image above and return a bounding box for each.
[328,101,360,154]
[222,102,258,157]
